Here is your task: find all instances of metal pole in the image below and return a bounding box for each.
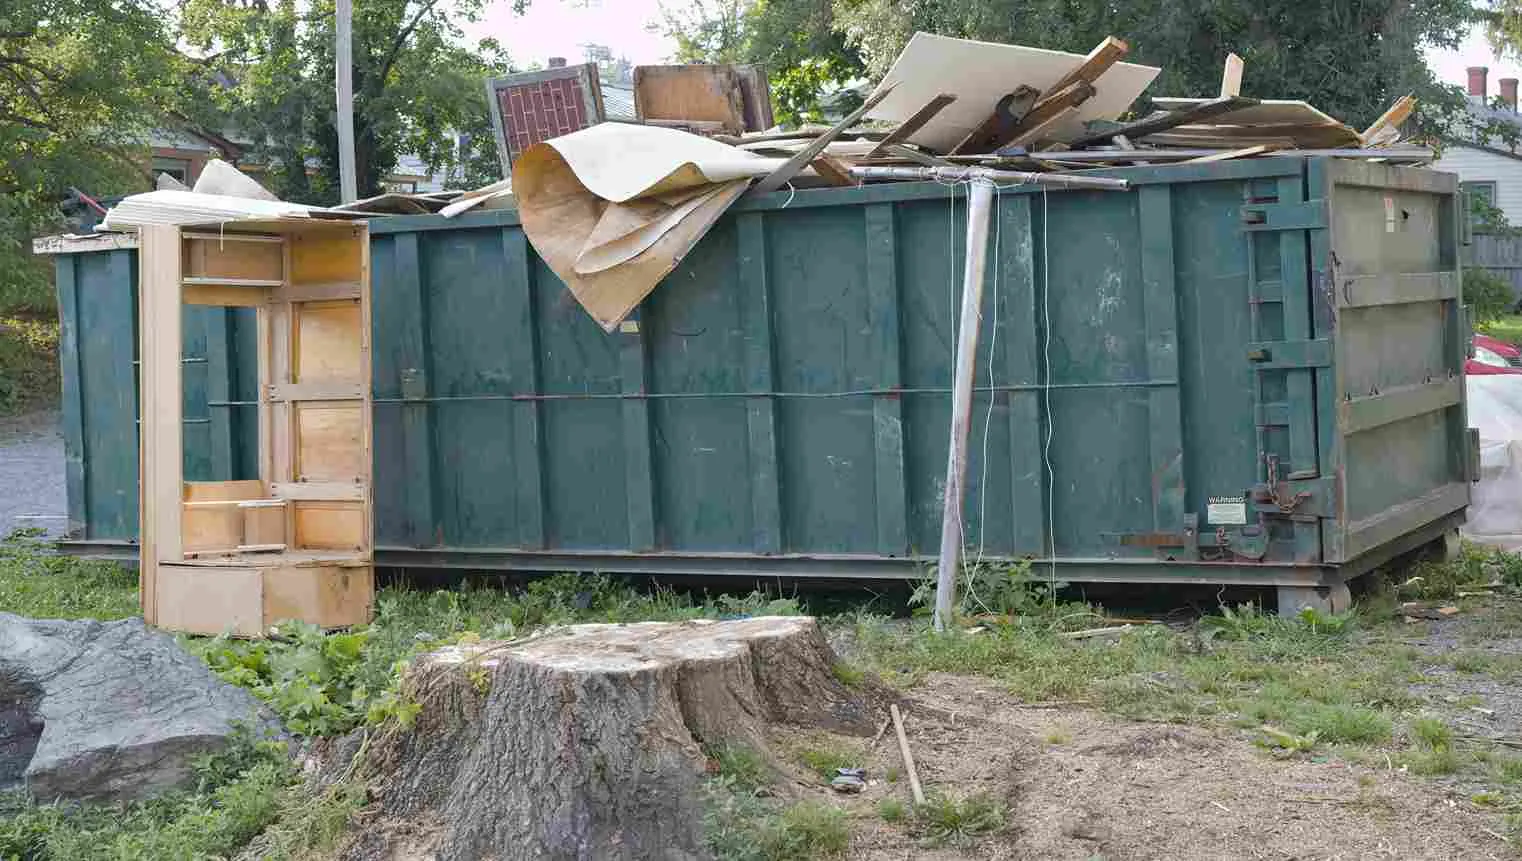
[335,0,358,204]
[848,164,1129,191]
[933,178,996,632]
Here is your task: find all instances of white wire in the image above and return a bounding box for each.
[1040,185,1057,586]
[780,182,797,209]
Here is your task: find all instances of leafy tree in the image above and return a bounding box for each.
[178,0,517,203]
[1,0,179,310]
[656,0,865,123]
[832,0,1479,135]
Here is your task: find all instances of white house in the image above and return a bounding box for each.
[1430,66,1522,224]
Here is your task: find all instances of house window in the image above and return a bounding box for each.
[1464,180,1498,207]
[152,156,191,184]
[382,179,418,194]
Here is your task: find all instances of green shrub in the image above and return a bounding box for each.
[1466,268,1516,325]
[914,792,1007,846]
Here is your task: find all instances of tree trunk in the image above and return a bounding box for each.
[343,616,875,861]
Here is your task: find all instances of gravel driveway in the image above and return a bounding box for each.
[0,409,66,537]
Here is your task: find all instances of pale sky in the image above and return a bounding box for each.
[471,4,1522,100]
[464,0,681,67]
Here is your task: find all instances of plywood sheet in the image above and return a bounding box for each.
[294,301,363,384]
[182,505,242,552]
[293,502,365,551]
[295,403,365,482]
[290,232,363,285]
[183,237,283,282]
[635,64,747,134]
[263,564,373,628]
[155,564,264,637]
[864,33,1160,151]
[1149,97,1348,129]
[184,480,264,502]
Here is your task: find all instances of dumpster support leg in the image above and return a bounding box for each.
[934,178,996,632]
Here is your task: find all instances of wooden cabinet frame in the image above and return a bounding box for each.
[138,220,373,636]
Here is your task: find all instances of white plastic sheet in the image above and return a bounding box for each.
[1463,374,1522,551]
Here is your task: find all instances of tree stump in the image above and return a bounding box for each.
[345,616,875,861]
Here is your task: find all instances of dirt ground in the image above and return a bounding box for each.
[781,672,1507,860]
[789,601,1522,860]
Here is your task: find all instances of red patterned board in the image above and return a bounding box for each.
[487,64,605,168]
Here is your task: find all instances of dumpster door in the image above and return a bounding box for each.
[1309,159,1469,564]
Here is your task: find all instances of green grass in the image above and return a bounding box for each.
[704,783,849,860]
[877,797,907,822]
[795,743,860,781]
[0,733,359,861]
[913,792,1007,847]
[0,529,139,620]
[706,742,772,795]
[0,316,58,414]
[1482,315,1522,346]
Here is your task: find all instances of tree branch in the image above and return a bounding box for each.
[376,0,446,86]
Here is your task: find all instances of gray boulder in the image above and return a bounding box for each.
[0,612,280,802]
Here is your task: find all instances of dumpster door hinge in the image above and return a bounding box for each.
[1241,199,1328,231]
[1246,339,1331,369]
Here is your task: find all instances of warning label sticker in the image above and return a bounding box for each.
[1207,496,1248,526]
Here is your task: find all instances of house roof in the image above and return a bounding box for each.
[602,82,636,121]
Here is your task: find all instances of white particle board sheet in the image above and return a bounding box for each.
[864,32,1161,151]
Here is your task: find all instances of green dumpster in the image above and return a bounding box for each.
[46,156,1472,606]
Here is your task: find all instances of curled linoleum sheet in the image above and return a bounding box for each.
[514,123,780,330]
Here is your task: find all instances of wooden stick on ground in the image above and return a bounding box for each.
[890,703,926,805]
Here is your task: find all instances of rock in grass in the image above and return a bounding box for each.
[0,612,279,802]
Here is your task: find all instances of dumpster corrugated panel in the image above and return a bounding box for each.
[52,157,1468,585]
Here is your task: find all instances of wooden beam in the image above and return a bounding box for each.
[1219,52,1244,98]
[1042,36,1129,102]
[948,86,1041,155]
[1008,106,1078,148]
[1067,95,1258,147]
[810,154,857,187]
[752,84,895,195]
[139,225,185,626]
[865,94,956,158]
[1179,143,1282,163]
[1004,80,1095,143]
[1361,94,1416,146]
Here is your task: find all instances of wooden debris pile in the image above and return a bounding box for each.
[650,33,1428,190]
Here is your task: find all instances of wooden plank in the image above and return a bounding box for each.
[263,564,373,630]
[734,64,774,131]
[866,95,956,158]
[1009,106,1078,149]
[1005,80,1094,142]
[293,300,363,385]
[295,402,365,482]
[242,503,287,547]
[289,230,363,284]
[752,85,895,195]
[182,505,242,552]
[184,479,264,501]
[1180,143,1281,163]
[810,154,857,187]
[1042,36,1129,102]
[270,381,364,402]
[293,502,365,551]
[1067,95,1258,148]
[633,64,747,134]
[183,236,284,282]
[738,213,782,553]
[139,224,185,625]
[1219,52,1244,98]
[270,481,365,501]
[182,276,282,288]
[154,564,264,637]
[865,204,908,555]
[881,143,957,168]
[280,281,361,303]
[183,284,270,307]
[948,86,1040,155]
[1362,94,1416,145]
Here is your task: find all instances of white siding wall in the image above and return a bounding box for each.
[1429,144,1522,224]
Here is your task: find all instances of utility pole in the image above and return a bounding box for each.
[335,0,358,203]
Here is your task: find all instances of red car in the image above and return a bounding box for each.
[1471,333,1522,375]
